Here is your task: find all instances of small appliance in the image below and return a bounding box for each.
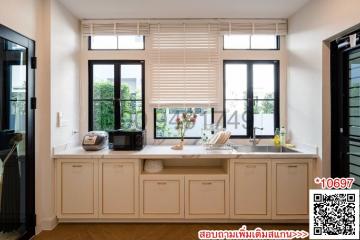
[108,129,145,151]
[82,131,108,151]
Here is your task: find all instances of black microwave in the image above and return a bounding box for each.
[107,129,145,151]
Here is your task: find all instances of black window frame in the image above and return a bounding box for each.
[154,108,215,139]
[88,60,145,131]
[223,35,280,50]
[88,35,145,51]
[223,60,280,138]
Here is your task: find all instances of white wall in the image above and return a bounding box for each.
[51,0,80,147]
[287,0,360,177]
[38,0,81,231]
[0,0,39,40]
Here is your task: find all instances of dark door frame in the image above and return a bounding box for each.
[0,24,36,239]
[331,29,360,179]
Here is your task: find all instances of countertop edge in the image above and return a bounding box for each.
[52,146,318,159]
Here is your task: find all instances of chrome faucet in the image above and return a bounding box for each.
[249,127,263,146]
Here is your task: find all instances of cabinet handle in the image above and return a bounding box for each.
[72,165,82,168]
[246,165,256,168]
[157,182,167,185]
[202,182,213,185]
[114,164,124,168]
[288,165,298,168]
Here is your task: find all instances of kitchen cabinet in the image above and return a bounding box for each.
[56,159,98,218]
[272,159,311,219]
[230,160,271,219]
[99,160,139,218]
[185,175,228,218]
[140,175,184,218]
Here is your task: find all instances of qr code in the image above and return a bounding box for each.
[309,189,359,239]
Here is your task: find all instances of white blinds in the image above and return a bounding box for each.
[149,23,220,107]
[81,21,150,36]
[82,19,287,107]
[220,19,287,35]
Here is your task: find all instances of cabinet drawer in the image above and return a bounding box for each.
[185,176,228,218]
[140,175,184,218]
[99,160,139,218]
[56,159,98,218]
[272,160,310,219]
[231,161,271,219]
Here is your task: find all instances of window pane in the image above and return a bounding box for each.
[91,35,117,49]
[251,35,277,49]
[118,35,144,49]
[155,108,212,138]
[225,100,247,136]
[224,35,250,49]
[225,63,247,99]
[121,64,142,100]
[93,65,114,100]
[93,100,114,131]
[254,100,275,135]
[120,100,142,130]
[253,64,275,99]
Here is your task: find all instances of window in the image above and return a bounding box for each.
[154,108,213,138]
[224,60,279,138]
[223,35,279,50]
[89,35,145,50]
[89,60,145,131]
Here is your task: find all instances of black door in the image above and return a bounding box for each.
[0,24,35,239]
[331,30,360,190]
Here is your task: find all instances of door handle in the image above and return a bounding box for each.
[157,182,167,185]
[202,182,213,185]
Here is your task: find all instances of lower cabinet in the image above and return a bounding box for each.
[230,160,271,219]
[99,160,139,218]
[140,175,184,218]
[56,159,98,218]
[56,157,313,221]
[185,175,228,218]
[272,159,311,219]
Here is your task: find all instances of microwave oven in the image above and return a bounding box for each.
[107,129,145,151]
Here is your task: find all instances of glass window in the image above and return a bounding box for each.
[118,35,144,49]
[92,64,115,131]
[90,35,144,50]
[155,108,213,138]
[223,34,279,50]
[89,61,144,131]
[91,36,117,49]
[224,35,250,49]
[224,61,279,137]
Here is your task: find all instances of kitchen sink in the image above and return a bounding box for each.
[232,145,298,153]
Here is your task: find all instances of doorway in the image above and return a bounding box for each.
[0,24,36,239]
[331,29,360,189]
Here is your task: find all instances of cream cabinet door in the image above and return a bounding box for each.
[56,159,98,218]
[185,175,229,219]
[99,160,139,218]
[230,160,271,219]
[272,159,311,219]
[140,175,184,218]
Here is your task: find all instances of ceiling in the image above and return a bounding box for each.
[57,0,310,19]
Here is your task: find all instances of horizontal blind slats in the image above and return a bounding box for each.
[149,23,219,107]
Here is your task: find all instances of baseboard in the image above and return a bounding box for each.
[58,218,308,224]
[36,216,58,233]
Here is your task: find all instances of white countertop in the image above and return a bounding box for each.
[53,145,318,159]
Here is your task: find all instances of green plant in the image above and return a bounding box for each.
[93,81,142,130]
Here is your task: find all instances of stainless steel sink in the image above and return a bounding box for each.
[232,145,298,153]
